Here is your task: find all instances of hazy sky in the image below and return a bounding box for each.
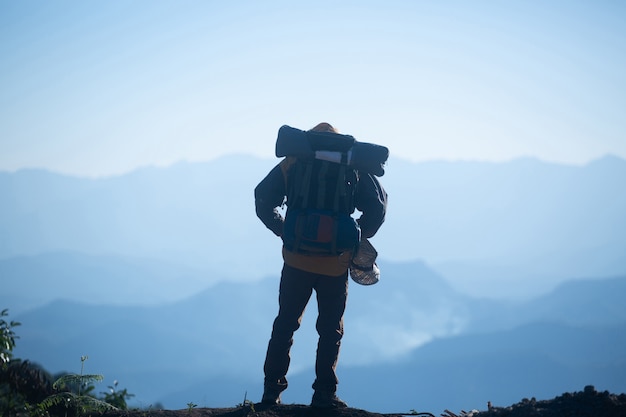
[1,1,625,177]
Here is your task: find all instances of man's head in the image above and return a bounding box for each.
[309,122,339,134]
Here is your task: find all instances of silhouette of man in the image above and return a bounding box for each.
[254,122,387,408]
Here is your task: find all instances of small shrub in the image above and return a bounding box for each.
[39,356,117,416]
[101,380,134,410]
[0,309,20,367]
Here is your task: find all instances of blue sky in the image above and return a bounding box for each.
[1,1,625,177]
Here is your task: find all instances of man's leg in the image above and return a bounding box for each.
[311,271,349,407]
[263,264,314,402]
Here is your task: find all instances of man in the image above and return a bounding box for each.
[254,122,387,408]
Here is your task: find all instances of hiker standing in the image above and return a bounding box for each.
[254,122,388,408]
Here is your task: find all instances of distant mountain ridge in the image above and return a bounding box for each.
[2,154,625,298]
[0,155,279,276]
[0,251,217,314]
[3,154,626,412]
[11,267,626,413]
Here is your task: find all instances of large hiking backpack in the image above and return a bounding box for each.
[282,158,361,255]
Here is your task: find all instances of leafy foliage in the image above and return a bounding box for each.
[101,381,135,410]
[1,309,137,417]
[0,309,20,367]
[52,372,103,395]
[39,356,118,416]
[39,391,117,414]
[1,360,55,415]
[0,309,32,417]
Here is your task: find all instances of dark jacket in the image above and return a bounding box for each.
[255,157,387,275]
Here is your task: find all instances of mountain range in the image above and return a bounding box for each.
[11,262,626,413]
[2,154,625,300]
[3,154,626,413]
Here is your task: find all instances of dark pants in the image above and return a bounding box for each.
[263,263,349,395]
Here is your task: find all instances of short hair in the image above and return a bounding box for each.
[309,122,339,133]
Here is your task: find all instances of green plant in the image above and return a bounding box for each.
[1,309,27,417]
[101,379,134,410]
[39,356,117,416]
[0,309,20,367]
[186,401,197,414]
[1,360,55,416]
[2,310,135,416]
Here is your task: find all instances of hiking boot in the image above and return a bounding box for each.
[310,391,348,408]
[261,391,281,405]
[262,376,287,405]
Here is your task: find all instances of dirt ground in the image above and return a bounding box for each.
[98,385,626,417]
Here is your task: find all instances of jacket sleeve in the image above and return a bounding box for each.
[254,163,287,237]
[354,173,388,239]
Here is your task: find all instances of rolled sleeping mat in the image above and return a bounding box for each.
[275,125,313,158]
[275,125,355,157]
[350,141,389,177]
[306,129,355,152]
[275,125,389,176]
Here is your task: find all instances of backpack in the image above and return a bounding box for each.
[282,158,361,255]
[276,125,389,176]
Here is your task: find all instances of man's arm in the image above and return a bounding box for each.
[355,173,388,239]
[254,163,286,237]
